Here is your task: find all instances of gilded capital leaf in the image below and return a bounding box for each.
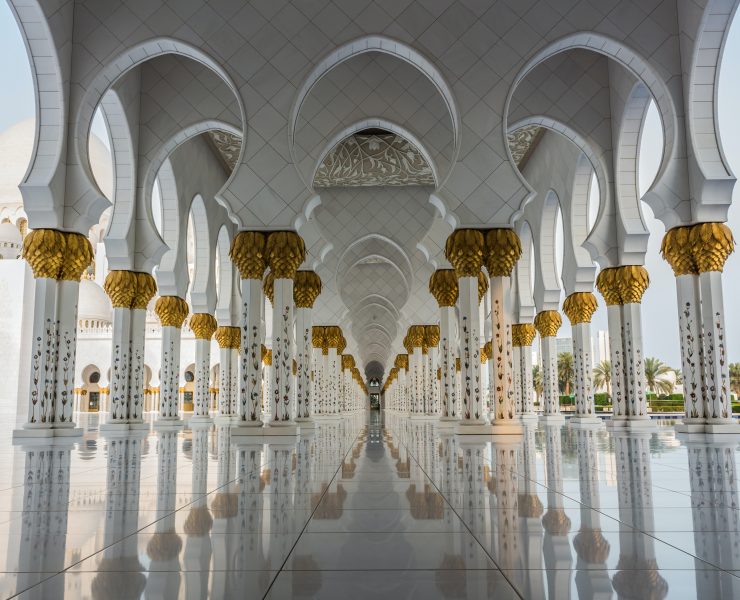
[294,270,322,308]
[484,228,522,277]
[478,271,489,304]
[324,326,342,348]
[428,269,458,307]
[660,226,696,276]
[342,355,355,370]
[512,323,537,347]
[407,325,426,348]
[444,229,485,277]
[60,232,93,281]
[22,229,65,279]
[615,265,649,304]
[155,296,189,328]
[595,268,621,306]
[263,271,274,304]
[215,326,240,349]
[424,324,440,347]
[266,231,305,279]
[534,310,562,338]
[230,231,267,279]
[689,222,734,273]
[337,335,346,354]
[132,273,157,310]
[562,292,598,325]
[311,325,325,349]
[190,313,217,339]
[104,270,138,309]
[263,348,272,365]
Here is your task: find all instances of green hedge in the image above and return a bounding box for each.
[594,393,610,406]
[559,395,574,405]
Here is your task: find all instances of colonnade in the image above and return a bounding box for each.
[14,230,367,439]
[384,224,738,435]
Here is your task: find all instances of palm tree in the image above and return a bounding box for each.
[729,363,740,398]
[593,360,611,398]
[532,365,543,405]
[644,357,675,396]
[557,352,574,395]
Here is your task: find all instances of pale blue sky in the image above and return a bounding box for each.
[1,3,739,366]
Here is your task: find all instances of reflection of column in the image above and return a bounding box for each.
[535,311,563,422]
[542,423,572,599]
[573,428,611,598]
[215,326,240,420]
[512,324,537,420]
[445,229,486,428]
[430,270,459,422]
[597,267,650,428]
[14,439,73,597]
[681,433,740,597]
[518,424,545,598]
[262,348,272,421]
[146,430,182,597]
[294,271,321,425]
[266,231,305,429]
[230,231,268,427]
[211,425,238,599]
[155,296,189,424]
[190,314,217,422]
[491,440,522,581]
[563,293,601,425]
[184,423,213,599]
[613,431,668,599]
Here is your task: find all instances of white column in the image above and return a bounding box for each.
[270,277,294,424]
[409,347,423,415]
[622,302,648,423]
[489,276,519,431]
[606,304,627,423]
[328,348,339,415]
[398,367,407,414]
[219,346,233,417]
[193,338,212,419]
[699,271,734,427]
[239,278,263,425]
[521,342,535,417]
[54,279,81,427]
[439,307,457,420]
[512,346,522,415]
[106,307,132,423]
[458,275,483,424]
[295,307,313,422]
[25,277,58,429]
[158,325,182,422]
[541,336,561,420]
[675,274,705,425]
[128,307,147,423]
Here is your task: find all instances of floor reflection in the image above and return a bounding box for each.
[0,412,739,598]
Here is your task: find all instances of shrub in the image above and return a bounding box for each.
[594,393,610,406]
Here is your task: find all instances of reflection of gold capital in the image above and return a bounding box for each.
[428,269,458,307]
[263,348,272,366]
[294,270,322,308]
[266,231,305,279]
[445,229,485,277]
[562,292,598,325]
[183,506,213,536]
[104,270,138,309]
[154,296,189,328]
[573,527,610,564]
[215,326,240,349]
[230,231,267,279]
[131,273,157,310]
[22,229,65,279]
[542,508,571,535]
[484,228,522,277]
[534,310,562,338]
[689,222,734,273]
[518,493,544,518]
[190,313,217,339]
[512,323,537,347]
[60,232,94,281]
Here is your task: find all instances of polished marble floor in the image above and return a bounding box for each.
[1,411,739,599]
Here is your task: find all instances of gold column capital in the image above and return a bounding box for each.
[190,313,218,339]
[512,323,537,347]
[445,229,485,277]
[311,325,325,349]
[689,222,734,273]
[428,269,458,307]
[660,226,696,276]
[395,354,409,370]
[262,347,272,365]
[596,265,649,305]
[337,335,347,355]
[60,232,94,281]
[562,292,598,325]
[22,229,66,279]
[215,326,241,349]
[341,354,355,370]
[455,357,461,372]
[324,325,342,349]
[230,231,267,279]
[424,324,440,348]
[484,228,522,277]
[263,271,274,304]
[534,310,562,338]
[131,273,157,310]
[480,344,489,364]
[294,270,322,308]
[477,271,489,304]
[266,231,305,279]
[104,270,138,309]
[407,325,426,349]
[154,296,189,328]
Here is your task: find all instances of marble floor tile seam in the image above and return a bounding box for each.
[260,427,368,599]
[389,428,526,599]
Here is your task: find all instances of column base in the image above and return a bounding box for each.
[154,418,185,429]
[605,417,626,429]
[231,425,265,437]
[188,415,213,425]
[518,413,539,422]
[674,421,706,433]
[295,418,316,429]
[213,415,239,425]
[262,423,299,436]
[455,421,495,435]
[12,426,84,439]
[491,421,524,435]
[676,421,740,434]
[539,414,565,423]
[99,421,150,433]
[569,416,604,427]
[621,418,656,431]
